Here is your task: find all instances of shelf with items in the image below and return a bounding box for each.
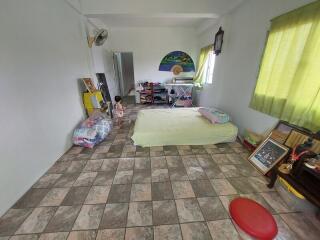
[137,82,168,104]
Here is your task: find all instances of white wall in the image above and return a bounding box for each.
[0,0,91,215]
[197,0,313,135]
[103,27,198,101]
[106,27,198,84]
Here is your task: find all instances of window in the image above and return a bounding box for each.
[250,1,320,131]
[194,45,215,86]
[204,50,215,84]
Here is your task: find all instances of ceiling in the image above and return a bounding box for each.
[94,14,216,28]
[79,0,245,29]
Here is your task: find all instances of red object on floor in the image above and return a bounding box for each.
[229,197,278,240]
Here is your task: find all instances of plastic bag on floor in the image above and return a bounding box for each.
[73,112,112,148]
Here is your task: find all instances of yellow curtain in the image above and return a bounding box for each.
[194,45,212,86]
[250,1,320,131]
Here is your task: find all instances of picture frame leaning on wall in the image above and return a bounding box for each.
[248,137,289,175]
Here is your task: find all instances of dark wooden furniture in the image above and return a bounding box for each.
[267,155,320,208]
[266,122,320,209]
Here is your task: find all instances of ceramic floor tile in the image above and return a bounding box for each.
[151,169,169,182]
[16,207,57,234]
[151,157,167,169]
[204,167,225,179]
[152,200,178,225]
[3,104,319,240]
[190,180,217,197]
[73,172,98,187]
[211,154,233,165]
[205,148,221,154]
[125,227,153,240]
[171,181,195,199]
[180,222,212,240]
[61,187,90,206]
[39,188,70,207]
[54,173,80,188]
[154,224,182,240]
[260,192,291,213]
[127,202,153,227]
[150,151,164,157]
[10,235,39,240]
[165,156,183,168]
[130,184,152,202]
[207,219,239,240]
[39,232,69,240]
[45,205,81,232]
[33,174,62,188]
[91,153,108,160]
[134,157,151,170]
[219,165,242,178]
[150,146,163,152]
[185,166,207,180]
[198,197,228,221]
[117,158,134,171]
[107,184,131,203]
[210,179,237,195]
[82,160,103,172]
[93,171,116,185]
[96,228,125,240]
[168,168,189,181]
[248,176,274,192]
[0,208,32,236]
[113,170,133,184]
[84,186,111,204]
[280,213,320,240]
[273,215,299,240]
[48,162,70,174]
[226,153,245,164]
[175,198,204,223]
[151,182,174,200]
[196,155,217,169]
[133,169,151,183]
[99,203,129,229]
[100,159,119,171]
[72,204,104,230]
[218,195,240,214]
[237,164,260,177]
[67,230,96,240]
[181,156,200,167]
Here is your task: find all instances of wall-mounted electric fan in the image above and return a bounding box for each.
[88,28,108,48]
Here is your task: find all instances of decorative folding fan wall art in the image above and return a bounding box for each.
[159,51,195,75]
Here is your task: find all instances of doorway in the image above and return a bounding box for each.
[113,52,135,104]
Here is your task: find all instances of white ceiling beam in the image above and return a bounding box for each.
[85,13,219,19]
[79,0,242,15]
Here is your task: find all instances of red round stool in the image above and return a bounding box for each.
[229,197,278,240]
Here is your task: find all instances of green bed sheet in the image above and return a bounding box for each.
[131,108,238,147]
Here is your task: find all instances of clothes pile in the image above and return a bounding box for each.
[73,112,112,148]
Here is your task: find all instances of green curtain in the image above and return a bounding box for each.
[250,1,320,131]
[194,45,212,86]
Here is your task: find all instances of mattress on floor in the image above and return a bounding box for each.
[131,108,238,147]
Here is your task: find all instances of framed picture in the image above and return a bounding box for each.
[249,137,289,174]
[82,78,97,93]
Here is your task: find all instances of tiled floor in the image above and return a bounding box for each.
[0,104,319,240]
